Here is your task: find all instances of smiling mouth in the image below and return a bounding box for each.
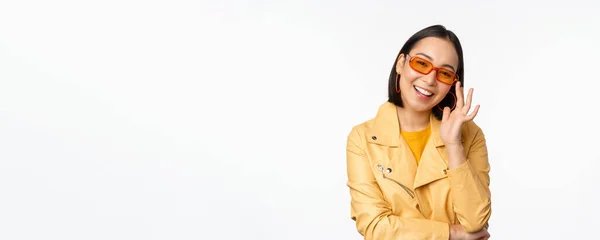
[414,86,433,97]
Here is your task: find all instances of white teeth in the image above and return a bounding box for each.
[414,86,433,96]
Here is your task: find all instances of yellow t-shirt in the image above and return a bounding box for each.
[401,125,431,165]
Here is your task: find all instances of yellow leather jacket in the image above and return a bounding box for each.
[346,102,491,239]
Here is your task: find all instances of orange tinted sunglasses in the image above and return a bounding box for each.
[407,55,458,85]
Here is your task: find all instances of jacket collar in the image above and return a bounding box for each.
[367,101,467,190]
[366,101,464,147]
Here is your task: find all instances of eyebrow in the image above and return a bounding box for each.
[415,52,457,72]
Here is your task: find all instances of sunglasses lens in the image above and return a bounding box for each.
[437,69,457,84]
[409,56,457,84]
[409,57,432,74]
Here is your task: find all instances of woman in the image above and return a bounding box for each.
[346,25,492,240]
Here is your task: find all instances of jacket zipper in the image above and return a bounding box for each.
[378,164,415,199]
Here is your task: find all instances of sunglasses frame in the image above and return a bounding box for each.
[406,54,459,86]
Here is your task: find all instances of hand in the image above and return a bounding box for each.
[449,224,490,240]
[440,81,480,147]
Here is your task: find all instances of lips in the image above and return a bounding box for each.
[414,86,433,97]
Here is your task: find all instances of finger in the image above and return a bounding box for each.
[442,106,451,123]
[455,81,464,109]
[474,228,490,240]
[463,88,474,115]
[467,234,484,240]
[465,104,480,121]
[481,229,490,239]
[468,228,489,240]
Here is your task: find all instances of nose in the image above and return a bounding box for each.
[423,69,437,86]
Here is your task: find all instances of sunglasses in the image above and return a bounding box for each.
[406,54,459,85]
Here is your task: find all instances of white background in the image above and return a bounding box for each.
[1,0,599,239]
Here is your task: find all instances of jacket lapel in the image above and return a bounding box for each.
[366,102,467,190]
[366,102,418,189]
[413,114,466,189]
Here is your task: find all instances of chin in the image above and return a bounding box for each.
[407,101,434,112]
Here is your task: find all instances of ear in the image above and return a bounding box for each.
[395,53,406,75]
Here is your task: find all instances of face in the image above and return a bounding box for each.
[395,37,459,112]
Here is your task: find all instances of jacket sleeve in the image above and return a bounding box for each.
[346,128,450,240]
[446,124,492,232]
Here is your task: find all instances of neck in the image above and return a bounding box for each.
[396,105,431,132]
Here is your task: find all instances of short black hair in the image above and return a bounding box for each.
[387,24,464,120]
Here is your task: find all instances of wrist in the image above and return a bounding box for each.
[446,145,466,170]
[446,144,464,154]
[449,224,459,240]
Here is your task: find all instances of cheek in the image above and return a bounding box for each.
[400,70,420,85]
[435,85,452,99]
[439,85,452,94]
